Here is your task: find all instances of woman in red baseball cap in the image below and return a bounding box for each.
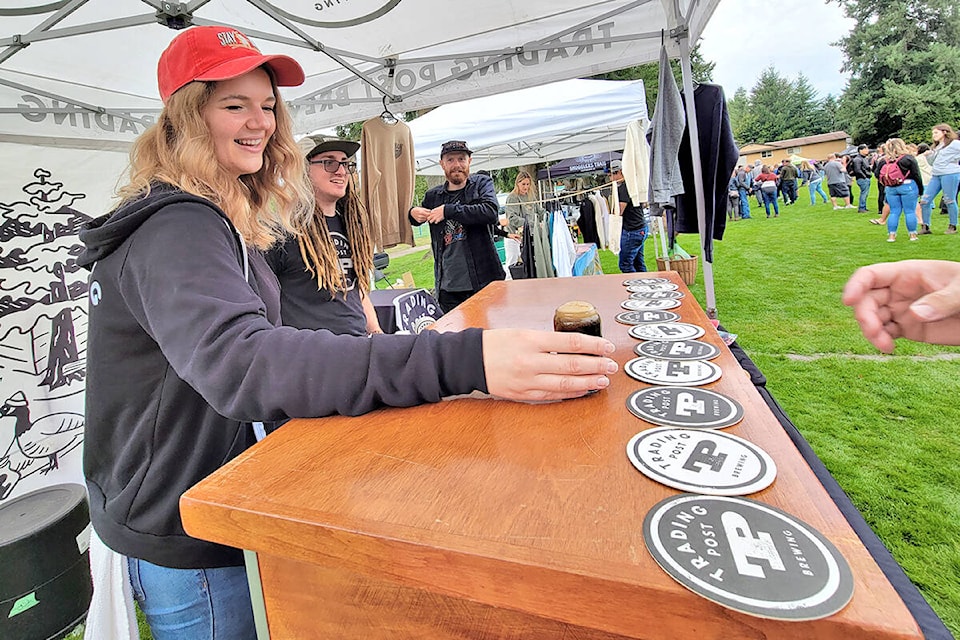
[78,26,616,640]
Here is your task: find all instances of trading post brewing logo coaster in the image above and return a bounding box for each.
[621,298,682,311]
[628,322,704,341]
[615,310,681,325]
[626,387,744,429]
[626,282,680,293]
[626,427,777,495]
[643,494,854,620]
[635,339,721,361]
[629,290,685,300]
[625,357,722,386]
[623,277,671,287]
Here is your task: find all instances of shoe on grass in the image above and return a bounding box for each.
[887,233,896,242]
[919,224,932,235]
[946,225,957,235]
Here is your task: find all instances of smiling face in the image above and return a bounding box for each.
[440,151,471,188]
[201,67,276,180]
[932,128,944,143]
[309,150,351,212]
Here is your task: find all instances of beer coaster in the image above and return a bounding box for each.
[621,298,681,311]
[626,427,777,496]
[635,339,721,361]
[643,494,854,621]
[623,277,671,286]
[628,322,704,341]
[625,357,721,386]
[615,310,681,325]
[626,282,680,293]
[626,387,744,429]
[629,290,685,301]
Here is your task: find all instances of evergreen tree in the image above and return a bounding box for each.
[732,68,836,145]
[833,0,960,144]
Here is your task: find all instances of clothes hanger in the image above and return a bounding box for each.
[380,94,398,124]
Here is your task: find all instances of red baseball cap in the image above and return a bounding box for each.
[157,26,304,102]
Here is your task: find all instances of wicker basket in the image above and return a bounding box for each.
[655,255,698,285]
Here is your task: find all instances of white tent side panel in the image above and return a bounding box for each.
[0,143,128,502]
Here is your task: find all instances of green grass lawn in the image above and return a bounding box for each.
[68,183,959,639]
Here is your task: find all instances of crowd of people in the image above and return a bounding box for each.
[727,124,960,244]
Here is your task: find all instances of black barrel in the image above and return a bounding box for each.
[0,484,92,639]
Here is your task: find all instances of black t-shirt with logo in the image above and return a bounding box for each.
[264,212,368,336]
[436,188,473,292]
[618,182,647,231]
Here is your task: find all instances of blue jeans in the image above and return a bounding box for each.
[808,179,828,204]
[761,189,779,216]
[856,178,871,210]
[738,187,751,218]
[619,227,648,272]
[919,173,960,226]
[885,180,919,235]
[128,557,256,640]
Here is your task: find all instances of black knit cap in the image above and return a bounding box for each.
[440,140,472,158]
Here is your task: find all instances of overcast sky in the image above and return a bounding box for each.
[698,1,856,100]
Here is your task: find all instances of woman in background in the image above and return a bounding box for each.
[918,123,960,235]
[754,165,780,218]
[506,170,553,278]
[880,137,922,243]
[800,159,828,205]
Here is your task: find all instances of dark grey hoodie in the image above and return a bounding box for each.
[78,184,486,568]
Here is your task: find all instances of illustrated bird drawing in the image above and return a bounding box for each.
[0,391,83,476]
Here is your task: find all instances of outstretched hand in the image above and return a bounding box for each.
[482,329,618,402]
[842,259,960,352]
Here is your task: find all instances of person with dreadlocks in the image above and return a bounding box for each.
[266,135,383,335]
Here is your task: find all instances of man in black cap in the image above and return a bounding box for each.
[410,140,504,312]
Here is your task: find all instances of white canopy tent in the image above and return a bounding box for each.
[407,79,647,176]
[0,0,722,502]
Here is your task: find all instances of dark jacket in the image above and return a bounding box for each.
[849,155,872,180]
[78,185,486,569]
[411,173,505,293]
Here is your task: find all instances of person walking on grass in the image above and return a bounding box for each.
[755,165,780,218]
[824,153,855,209]
[880,137,922,243]
[917,123,960,236]
[779,159,800,205]
[801,160,829,205]
[849,144,873,213]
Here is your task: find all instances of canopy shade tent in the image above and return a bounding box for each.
[408,79,645,176]
[537,152,623,181]
[0,0,720,147]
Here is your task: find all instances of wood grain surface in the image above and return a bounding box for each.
[181,273,921,640]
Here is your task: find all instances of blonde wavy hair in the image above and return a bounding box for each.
[117,73,314,249]
[295,172,375,295]
[885,138,908,157]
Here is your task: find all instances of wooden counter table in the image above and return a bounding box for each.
[181,273,922,640]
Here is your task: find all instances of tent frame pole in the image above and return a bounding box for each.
[676,30,717,319]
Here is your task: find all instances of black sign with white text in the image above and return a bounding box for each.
[643,495,854,620]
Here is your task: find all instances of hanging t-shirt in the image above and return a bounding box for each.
[264,212,367,336]
[436,189,472,292]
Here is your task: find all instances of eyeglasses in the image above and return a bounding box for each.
[309,159,357,174]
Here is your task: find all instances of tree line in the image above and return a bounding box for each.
[731,0,959,147]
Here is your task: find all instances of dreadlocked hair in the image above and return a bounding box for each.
[297,172,375,295]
